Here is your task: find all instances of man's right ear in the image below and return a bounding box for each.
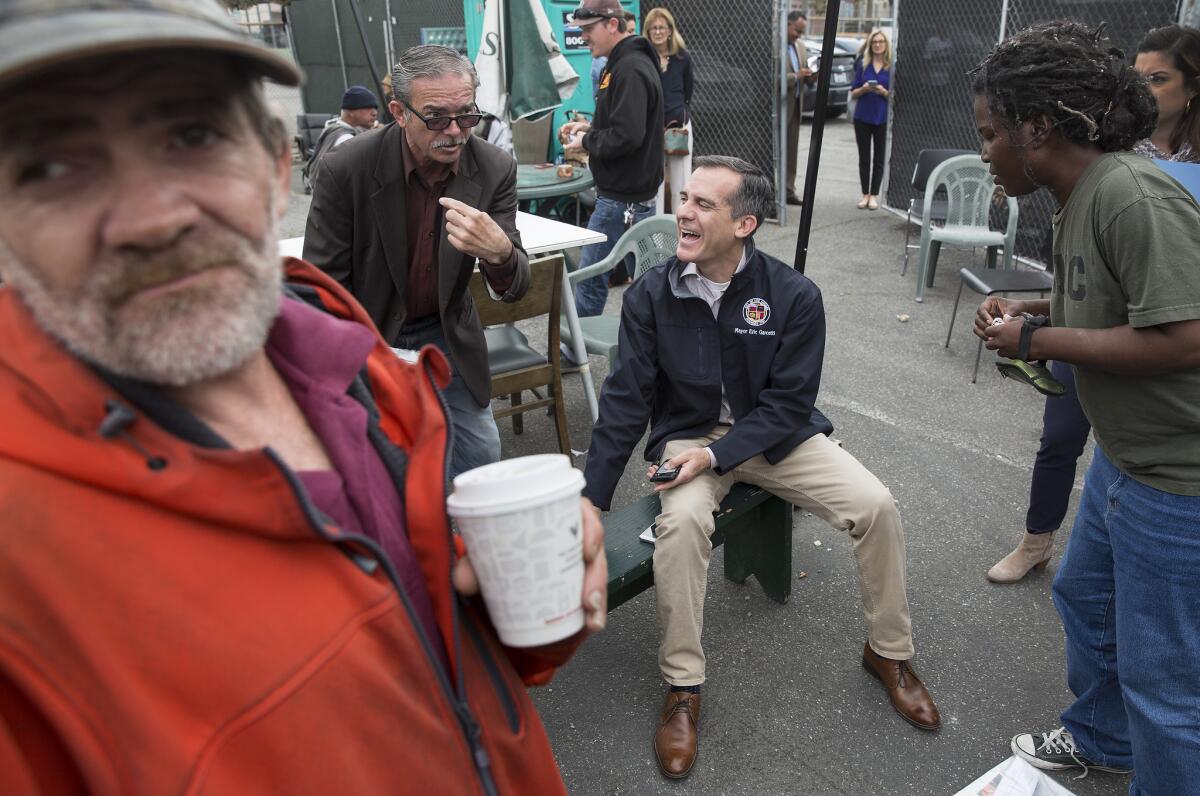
[733,214,759,240]
[388,100,406,126]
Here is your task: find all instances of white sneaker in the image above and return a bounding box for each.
[1011,727,1133,776]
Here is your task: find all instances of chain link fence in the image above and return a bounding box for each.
[887,0,1180,264]
[641,0,786,219]
[285,0,465,121]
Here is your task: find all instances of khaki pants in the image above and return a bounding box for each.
[654,429,914,686]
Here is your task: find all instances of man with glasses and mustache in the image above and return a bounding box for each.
[0,3,605,791]
[305,45,530,479]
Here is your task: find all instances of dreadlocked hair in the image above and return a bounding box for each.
[971,20,1156,152]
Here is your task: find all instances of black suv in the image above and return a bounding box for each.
[801,38,856,118]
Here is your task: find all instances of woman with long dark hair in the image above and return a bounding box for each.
[1134,24,1200,161]
[971,21,1200,789]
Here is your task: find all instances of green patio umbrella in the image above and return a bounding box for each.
[476,0,579,122]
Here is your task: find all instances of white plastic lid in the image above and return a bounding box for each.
[447,454,585,516]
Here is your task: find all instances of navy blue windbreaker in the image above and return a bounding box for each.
[582,242,834,510]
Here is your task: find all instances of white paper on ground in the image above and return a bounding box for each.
[954,756,1077,796]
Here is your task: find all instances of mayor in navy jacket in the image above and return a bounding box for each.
[582,234,834,508]
[580,156,940,781]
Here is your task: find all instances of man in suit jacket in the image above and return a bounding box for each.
[785,11,813,205]
[304,45,530,479]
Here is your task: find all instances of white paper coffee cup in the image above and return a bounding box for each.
[447,454,586,647]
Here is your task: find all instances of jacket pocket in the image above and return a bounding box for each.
[657,324,707,380]
[463,614,521,734]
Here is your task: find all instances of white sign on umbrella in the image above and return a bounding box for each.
[475,0,580,122]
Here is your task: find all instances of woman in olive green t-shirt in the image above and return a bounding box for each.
[967,20,1200,792]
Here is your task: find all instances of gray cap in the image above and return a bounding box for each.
[0,0,302,90]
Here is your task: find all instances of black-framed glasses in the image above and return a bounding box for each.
[403,102,483,131]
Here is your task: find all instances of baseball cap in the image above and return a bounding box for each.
[567,0,625,28]
[0,0,302,91]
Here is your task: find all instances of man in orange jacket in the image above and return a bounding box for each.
[0,2,605,792]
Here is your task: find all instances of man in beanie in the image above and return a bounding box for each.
[0,1,606,791]
[302,84,379,187]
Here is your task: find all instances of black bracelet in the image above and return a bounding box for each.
[1017,313,1051,361]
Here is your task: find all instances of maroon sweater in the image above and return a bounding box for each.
[267,296,445,665]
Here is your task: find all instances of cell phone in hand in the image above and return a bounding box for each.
[866,79,879,87]
[650,462,681,482]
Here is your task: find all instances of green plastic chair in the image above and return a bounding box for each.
[560,215,679,365]
[913,154,1019,302]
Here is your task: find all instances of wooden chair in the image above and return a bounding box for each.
[470,255,571,455]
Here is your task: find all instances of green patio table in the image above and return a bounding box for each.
[516,164,594,225]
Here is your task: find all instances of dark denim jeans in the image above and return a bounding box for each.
[1054,447,1200,794]
[573,195,655,318]
[394,321,501,482]
[1026,361,1092,533]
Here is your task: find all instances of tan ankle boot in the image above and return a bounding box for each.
[987,531,1055,584]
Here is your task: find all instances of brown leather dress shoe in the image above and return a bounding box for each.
[653,689,701,779]
[861,643,941,730]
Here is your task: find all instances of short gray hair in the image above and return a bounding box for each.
[391,45,479,106]
[692,155,774,234]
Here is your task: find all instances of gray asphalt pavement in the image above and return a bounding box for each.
[280,119,1123,796]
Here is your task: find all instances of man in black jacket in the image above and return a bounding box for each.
[582,156,941,779]
[560,0,664,318]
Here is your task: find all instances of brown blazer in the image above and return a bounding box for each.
[303,122,530,407]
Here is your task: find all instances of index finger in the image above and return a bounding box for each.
[439,197,477,215]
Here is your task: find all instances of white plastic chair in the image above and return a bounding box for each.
[560,215,679,366]
[913,154,1018,302]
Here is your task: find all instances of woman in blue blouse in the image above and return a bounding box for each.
[850,30,892,210]
[646,6,694,213]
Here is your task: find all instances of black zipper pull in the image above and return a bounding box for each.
[455,702,495,780]
[99,400,168,471]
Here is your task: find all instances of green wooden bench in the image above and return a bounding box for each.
[604,483,793,610]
